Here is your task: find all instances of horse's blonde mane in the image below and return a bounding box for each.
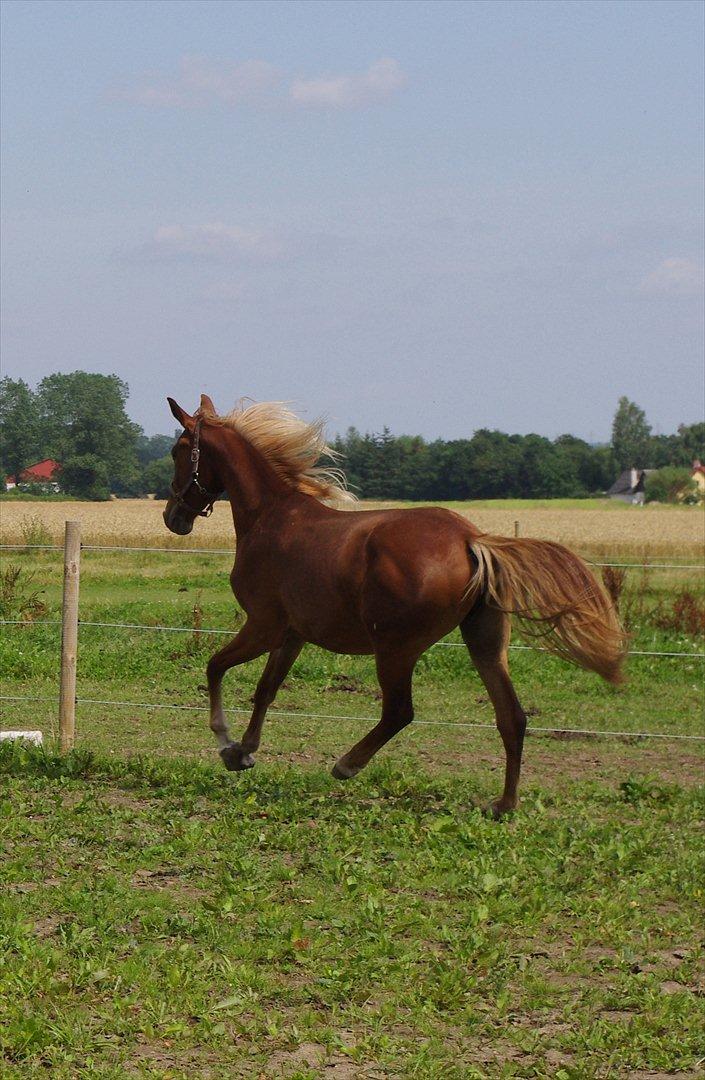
[205,400,356,508]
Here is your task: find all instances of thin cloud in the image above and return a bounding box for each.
[639,257,704,297]
[114,56,282,109]
[113,56,406,111]
[137,223,284,262]
[289,58,406,109]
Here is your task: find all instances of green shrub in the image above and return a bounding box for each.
[60,454,111,500]
[142,454,173,499]
[645,467,699,504]
[0,565,48,622]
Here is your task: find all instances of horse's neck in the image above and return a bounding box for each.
[214,427,290,538]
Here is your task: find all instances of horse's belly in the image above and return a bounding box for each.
[302,627,374,655]
[290,614,374,655]
[283,592,373,654]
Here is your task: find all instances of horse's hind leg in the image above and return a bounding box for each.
[332,647,417,780]
[231,630,304,767]
[460,604,527,818]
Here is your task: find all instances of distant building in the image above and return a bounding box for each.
[691,460,705,496]
[5,459,61,492]
[607,467,654,505]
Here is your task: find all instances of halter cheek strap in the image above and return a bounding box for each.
[170,416,222,518]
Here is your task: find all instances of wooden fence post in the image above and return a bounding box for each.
[514,520,520,538]
[59,521,81,752]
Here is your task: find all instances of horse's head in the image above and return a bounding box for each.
[163,394,223,535]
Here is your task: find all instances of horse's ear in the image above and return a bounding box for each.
[199,393,216,416]
[167,397,194,430]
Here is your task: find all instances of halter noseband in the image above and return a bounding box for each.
[170,415,221,518]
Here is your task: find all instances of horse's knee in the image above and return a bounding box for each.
[397,703,414,732]
[387,697,414,734]
[206,654,223,688]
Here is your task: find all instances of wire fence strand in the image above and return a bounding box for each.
[0,543,703,571]
[1,617,702,658]
[2,539,702,747]
[1,693,703,742]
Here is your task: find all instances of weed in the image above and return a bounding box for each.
[601,565,627,613]
[19,514,53,550]
[619,776,678,804]
[0,565,48,623]
[654,590,705,637]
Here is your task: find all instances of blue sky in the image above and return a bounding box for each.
[1,0,703,439]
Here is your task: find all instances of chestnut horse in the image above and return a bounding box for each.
[164,394,625,816]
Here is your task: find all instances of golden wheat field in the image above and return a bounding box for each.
[1,497,703,559]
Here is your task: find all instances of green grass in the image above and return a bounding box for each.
[2,550,702,748]
[371,497,702,513]
[1,745,704,1079]
[1,551,704,1077]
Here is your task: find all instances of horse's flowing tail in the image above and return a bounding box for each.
[468,535,627,684]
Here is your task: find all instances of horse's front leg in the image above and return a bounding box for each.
[205,621,270,770]
[233,630,304,765]
[332,647,417,780]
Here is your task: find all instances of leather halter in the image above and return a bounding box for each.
[169,415,221,518]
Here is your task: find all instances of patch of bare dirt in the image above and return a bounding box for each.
[325,674,368,694]
[413,735,705,789]
[97,790,161,812]
[628,1073,705,1079]
[125,1043,236,1078]
[130,868,203,899]
[599,1009,637,1023]
[32,915,63,939]
[263,1040,386,1078]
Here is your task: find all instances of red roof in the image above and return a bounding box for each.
[8,459,62,484]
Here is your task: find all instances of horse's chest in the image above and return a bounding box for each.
[229,557,279,611]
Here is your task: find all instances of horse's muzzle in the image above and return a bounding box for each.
[163,500,195,536]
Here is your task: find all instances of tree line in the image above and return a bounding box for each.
[333,398,703,501]
[0,374,702,501]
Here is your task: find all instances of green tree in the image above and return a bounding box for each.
[677,422,705,463]
[464,430,522,498]
[0,377,39,482]
[142,455,174,499]
[435,439,476,499]
[611,397,652,470]
[518,434,580,498]
[136,433,176,465]
[554,435,615,494]
[645,467,699,505]
[35,372,141,496]
[60,454,111,500]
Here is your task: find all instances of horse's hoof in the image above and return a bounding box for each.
[484,799,515,821]
[220,744,255,772]
[331,759,358,781]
